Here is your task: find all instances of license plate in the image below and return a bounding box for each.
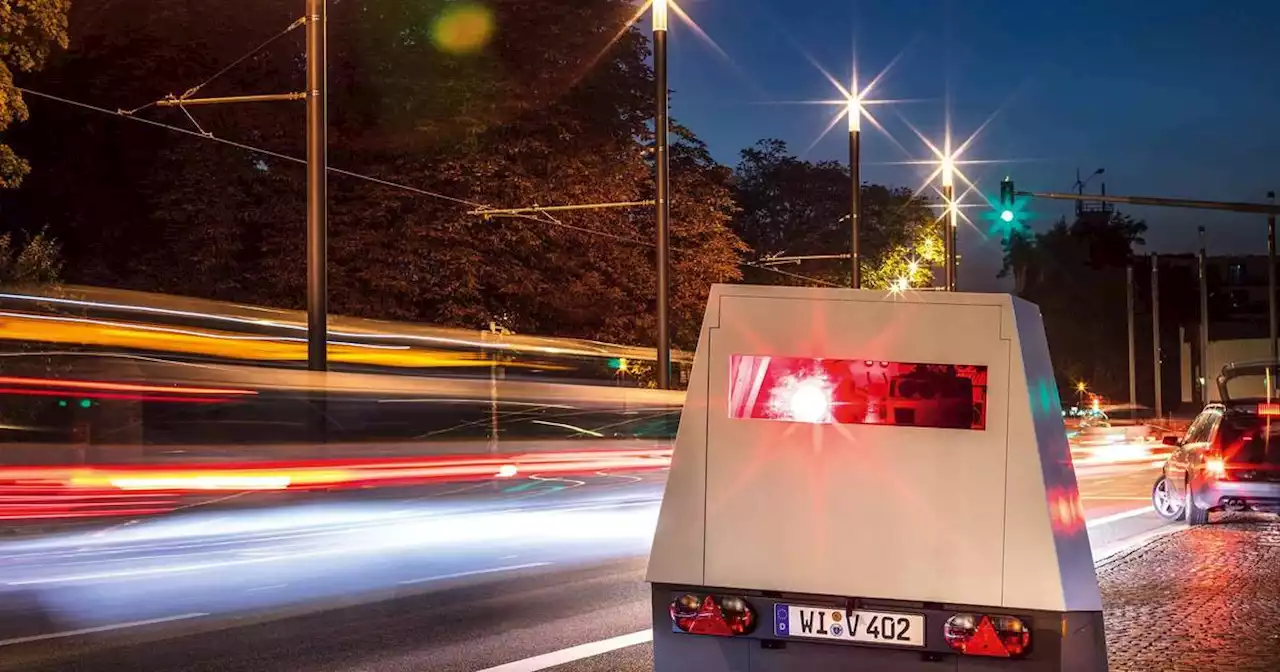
[774,604,925,647]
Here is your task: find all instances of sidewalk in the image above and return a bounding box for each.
[1100,514,1280,671]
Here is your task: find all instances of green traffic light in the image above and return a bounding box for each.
[1001,210,1015,223]
[79,399,93,409]
[58,400,68,408]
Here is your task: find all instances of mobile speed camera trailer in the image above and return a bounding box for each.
[647,286,1107,671]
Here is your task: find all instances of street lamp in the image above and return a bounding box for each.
[849,95,862,289]
[306,0,327,371]
[653,0,671,389]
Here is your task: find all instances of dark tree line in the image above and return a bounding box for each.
[1001,211,1148,400]
[1,0,939,351]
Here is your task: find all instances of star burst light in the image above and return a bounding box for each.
[792,45,920,156]
[895,107,1010,237]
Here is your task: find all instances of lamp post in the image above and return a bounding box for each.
[306,0,327,371]
[941,156,956,291]
[653,0,671,389]
[1268,190,1277,364]
[849,96,861,289]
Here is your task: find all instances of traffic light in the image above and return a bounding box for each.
[999,178,1016,222]
[986,177,1031,238]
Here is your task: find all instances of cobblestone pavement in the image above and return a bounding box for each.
[1101,513,1280,671]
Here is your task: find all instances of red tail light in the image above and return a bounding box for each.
[944,614,1030,658]
[669,594,756,637]
[1260,403,1280,416]
[1205,456,1228,480]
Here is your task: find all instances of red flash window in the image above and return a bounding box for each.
[729,355,988,430]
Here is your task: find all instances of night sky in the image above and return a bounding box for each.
[659,0,1280,290]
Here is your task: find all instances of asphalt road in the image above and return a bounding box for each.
[0,460,1173,672]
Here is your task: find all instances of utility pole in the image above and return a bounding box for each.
[942,161,956,291]
[1269,190,1277,363]
[1198,227,1210,402]
[1127,263,1136,409]
[305,0,328,372]
[1152,254,1162,419]
[652,0,671,389]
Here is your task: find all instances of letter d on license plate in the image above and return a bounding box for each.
[774,604,925,647]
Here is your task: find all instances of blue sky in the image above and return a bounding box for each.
[657,0,1280,290]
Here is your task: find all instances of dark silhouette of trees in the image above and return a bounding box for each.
[1000,212,1148,399]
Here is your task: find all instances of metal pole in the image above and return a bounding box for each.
[942,184,954,291]
[1199,227,1210,402]
[950,204,958,291]
[1152,254,1162,419]
[1127,264,1136,409]
[1022,190,1280,216]
[850,128,861,289]
[1269,190,1277,363]
[305,0,327,372]
[653,6,671,390]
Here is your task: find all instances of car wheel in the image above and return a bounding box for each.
[1185,479,1209,526]
[1152,476,1185,521]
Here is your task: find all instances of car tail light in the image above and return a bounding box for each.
[669,594,756,637]
[944,614,1030,658]
[1260,403,1280,416]
[1205,456,1228,480]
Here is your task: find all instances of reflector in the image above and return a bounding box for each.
[944,613,1031,658]
[669,594,756,637]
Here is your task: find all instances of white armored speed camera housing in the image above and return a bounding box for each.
[648,285,1107,671]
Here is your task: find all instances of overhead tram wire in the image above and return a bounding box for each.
[120,16,308,117]
[22,86,482,209]
[19,87,838,289]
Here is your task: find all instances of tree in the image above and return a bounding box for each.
[0,228,61,286]
[0,0,70,188]
[999,211,1147,399]
[6,0,743,353]
[732,139,940,289]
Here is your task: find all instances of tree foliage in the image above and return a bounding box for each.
[0,228,61,286]
[732,139,940,289]
[0,0,69,187]
[1001,212,1147,398]
[3,0,743,351]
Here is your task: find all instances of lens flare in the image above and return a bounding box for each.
[432,3,495,55]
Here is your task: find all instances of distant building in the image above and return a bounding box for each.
[1135,253,1279,405]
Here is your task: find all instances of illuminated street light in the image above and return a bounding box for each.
[653,0,671,389]
[652,0,668,31]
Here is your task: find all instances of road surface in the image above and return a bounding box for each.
[0,461,1172,671]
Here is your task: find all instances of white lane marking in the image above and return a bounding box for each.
[246,583,288,593]
[1086,506,1152,528]
[0,613,208,647]
[398,562,551,586]
[476,629,653,672]
[1092,524,1182,564]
